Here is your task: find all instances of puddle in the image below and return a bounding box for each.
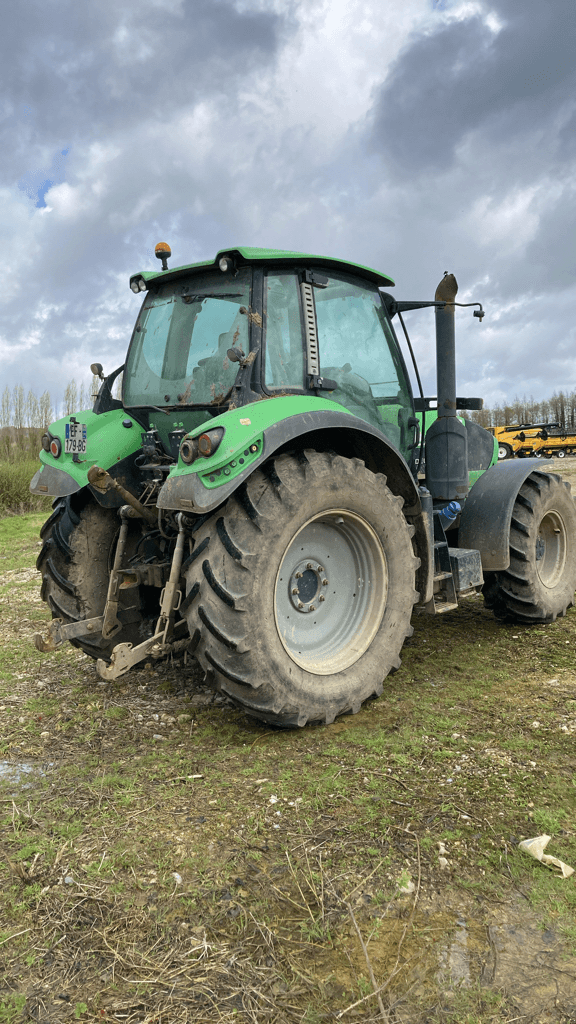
[437,917,472,987]
[312,899,576,1020]
[0,760,44,790]
[483,900,576,1016]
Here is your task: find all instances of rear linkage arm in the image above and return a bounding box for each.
[96,511,188,681]
[35,468,190,675]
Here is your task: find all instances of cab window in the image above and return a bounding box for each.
[313,272,415,457]
[264,272,305,389]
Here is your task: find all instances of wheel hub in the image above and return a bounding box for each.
[275,509,388,675]
[536,510,567,588]
[288,560,328,613]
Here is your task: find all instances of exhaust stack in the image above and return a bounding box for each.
[424,273,469,501]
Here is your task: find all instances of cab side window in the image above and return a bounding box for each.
[264,272,305,389]
[314,273,414,455]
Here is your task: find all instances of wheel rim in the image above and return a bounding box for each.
[557,450,566,458]
[498,446,509,459]
[274,509,387,675]
[535,510,567,588]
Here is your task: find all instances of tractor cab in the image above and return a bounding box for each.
[124,248,417,464]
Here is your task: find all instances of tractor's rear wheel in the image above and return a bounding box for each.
[483,470,576,623]
[37,495,159,660]
[183,451,420,727]
[498,443,514,460]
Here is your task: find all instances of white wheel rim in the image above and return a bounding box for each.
[274,509,387,675]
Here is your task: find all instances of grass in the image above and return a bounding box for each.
[0,457,51,517]
[1,469,576,1021]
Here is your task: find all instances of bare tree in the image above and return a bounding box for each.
[63,379,78,416]
[39,391,53,428]
[0,387,11,431]
[0,387,12,459]
[25,389,40,428]
[12,385,25,431]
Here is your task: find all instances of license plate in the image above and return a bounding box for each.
[65,422,87,454]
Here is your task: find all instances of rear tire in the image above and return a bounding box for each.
[37,495,159,660]
[482,471,576,623]
[498,443,514,460]
[183,451,420,726]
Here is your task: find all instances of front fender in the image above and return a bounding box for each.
[158,397,420,515]
[459,458,554,570]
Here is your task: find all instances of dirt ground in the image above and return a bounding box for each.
[1,462,576,1023]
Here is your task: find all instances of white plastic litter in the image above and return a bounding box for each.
[518,835,574,878]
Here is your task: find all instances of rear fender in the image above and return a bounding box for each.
[158,400,421,515]
[458,458,554,570]
[29,408,144,504]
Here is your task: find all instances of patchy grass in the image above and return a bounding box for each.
[0,460,51,517]
[1,473,576,1022]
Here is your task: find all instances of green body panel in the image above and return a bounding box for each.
[166,395,355,491]
[38,408,143,488]
[131,246,395,291]
[469,468,487,488]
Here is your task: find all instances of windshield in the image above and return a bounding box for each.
[123,268,252,407]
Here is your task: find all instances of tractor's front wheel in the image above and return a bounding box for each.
[483,470,576,623]
[183,451,420,726]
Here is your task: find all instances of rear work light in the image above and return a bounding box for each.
[198,427,225,457]
[180,427,225,464]
[180,438,198,464]
[130,276,147,293]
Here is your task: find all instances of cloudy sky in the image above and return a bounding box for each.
[2,0,575,413]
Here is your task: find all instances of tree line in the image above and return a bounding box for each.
[0,379,98,462]
[2,379,575,461]
[463,390,576,431]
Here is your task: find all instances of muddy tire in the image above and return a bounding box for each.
[37,495,158,660]
[183,451,420,727]
[482,470,576,623]
[498,442,514,460]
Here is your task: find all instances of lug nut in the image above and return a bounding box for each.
[296,572,302,579]
[292,588,298,595]
[298,602,304,610]
[317,566,324,572]
[319,595,325,602]
[306,562,313,569]
[322,579,328,586]
[309,605,315,612]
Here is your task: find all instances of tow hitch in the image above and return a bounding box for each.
[96,513,188,681]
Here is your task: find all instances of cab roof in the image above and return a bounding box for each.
[130,246,395,290]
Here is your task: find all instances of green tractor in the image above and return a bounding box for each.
[31,245,576,726]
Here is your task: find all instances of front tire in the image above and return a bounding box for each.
[483,470,576,623]
[183,451,420,726]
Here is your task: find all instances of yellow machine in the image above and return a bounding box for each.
[491,422,576,460]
